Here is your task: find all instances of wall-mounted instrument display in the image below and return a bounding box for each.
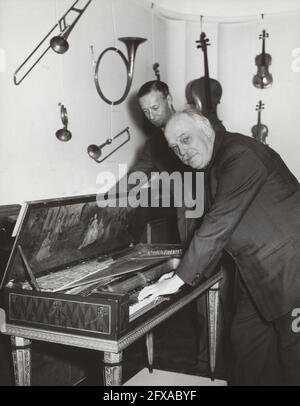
[253,30,273,89]
[13,0,92,85]
[186,32,224,131]
[56,103,72,142]
[93,37,147,105]
[251,100,268,144]
[87,126,130,163]
[153,62,161,81]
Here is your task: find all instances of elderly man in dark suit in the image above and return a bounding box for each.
[130,81,214,369]
[139,108,300,385]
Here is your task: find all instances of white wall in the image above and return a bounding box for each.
[0,0,167,205]
[152,0,300,17]
[218,12,300,178]
[0,1,299,207]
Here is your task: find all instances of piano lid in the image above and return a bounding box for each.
[1,193,148,286]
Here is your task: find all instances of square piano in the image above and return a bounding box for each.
[0,193,222,385]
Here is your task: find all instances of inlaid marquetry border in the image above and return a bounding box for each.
[9,293,112,335]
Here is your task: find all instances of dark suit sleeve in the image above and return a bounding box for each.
[176,146,268,285]
[127,140,155,179]
[114,141,155,193]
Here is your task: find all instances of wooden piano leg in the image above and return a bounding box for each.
[146,331,154,373]
[206,282,220,380]
[11,336,32,386]
[103,351,123,386]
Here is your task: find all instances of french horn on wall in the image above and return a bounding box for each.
[93,37,147,105]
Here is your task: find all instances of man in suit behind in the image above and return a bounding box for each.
[133,80,207,244]
[129,81,183,181]
[125,81,215,370]
[139,108,300,385]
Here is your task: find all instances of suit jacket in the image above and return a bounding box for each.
[128,126,188,177]
[126,127,200,243]
[176,130,300,321]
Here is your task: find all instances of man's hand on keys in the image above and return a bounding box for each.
[138,272,184,302]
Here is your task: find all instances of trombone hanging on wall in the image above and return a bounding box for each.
[87,127,130,163]
[92,37,147,105]
[13,0,92,85]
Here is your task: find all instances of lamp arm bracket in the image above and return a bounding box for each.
[58,103,69,128]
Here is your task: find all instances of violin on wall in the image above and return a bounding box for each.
[251,100,268,144]
[186,32,224,131]
[253,30,273,89]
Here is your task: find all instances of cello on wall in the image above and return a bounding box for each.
[253,30,273,89]
[251,100,268,144]
[186,32,225,132]
[153,62,161,81]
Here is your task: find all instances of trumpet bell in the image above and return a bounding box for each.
[118,37,147,75]
[56,128,72,142]
[118,37,147,55]
[87,144,102,160]
[50,36,70,54]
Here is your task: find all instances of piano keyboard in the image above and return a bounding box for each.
[129,296,169,321]
[140,249,182,257]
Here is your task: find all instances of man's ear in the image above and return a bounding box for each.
[166,94,173,108]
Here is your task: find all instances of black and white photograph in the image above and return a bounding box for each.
[0,0,299,390]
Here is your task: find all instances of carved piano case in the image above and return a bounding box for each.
[0,193,221,385]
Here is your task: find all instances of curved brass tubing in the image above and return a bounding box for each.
[93,37,147,105]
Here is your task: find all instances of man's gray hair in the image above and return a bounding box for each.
[166,107,215,138]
